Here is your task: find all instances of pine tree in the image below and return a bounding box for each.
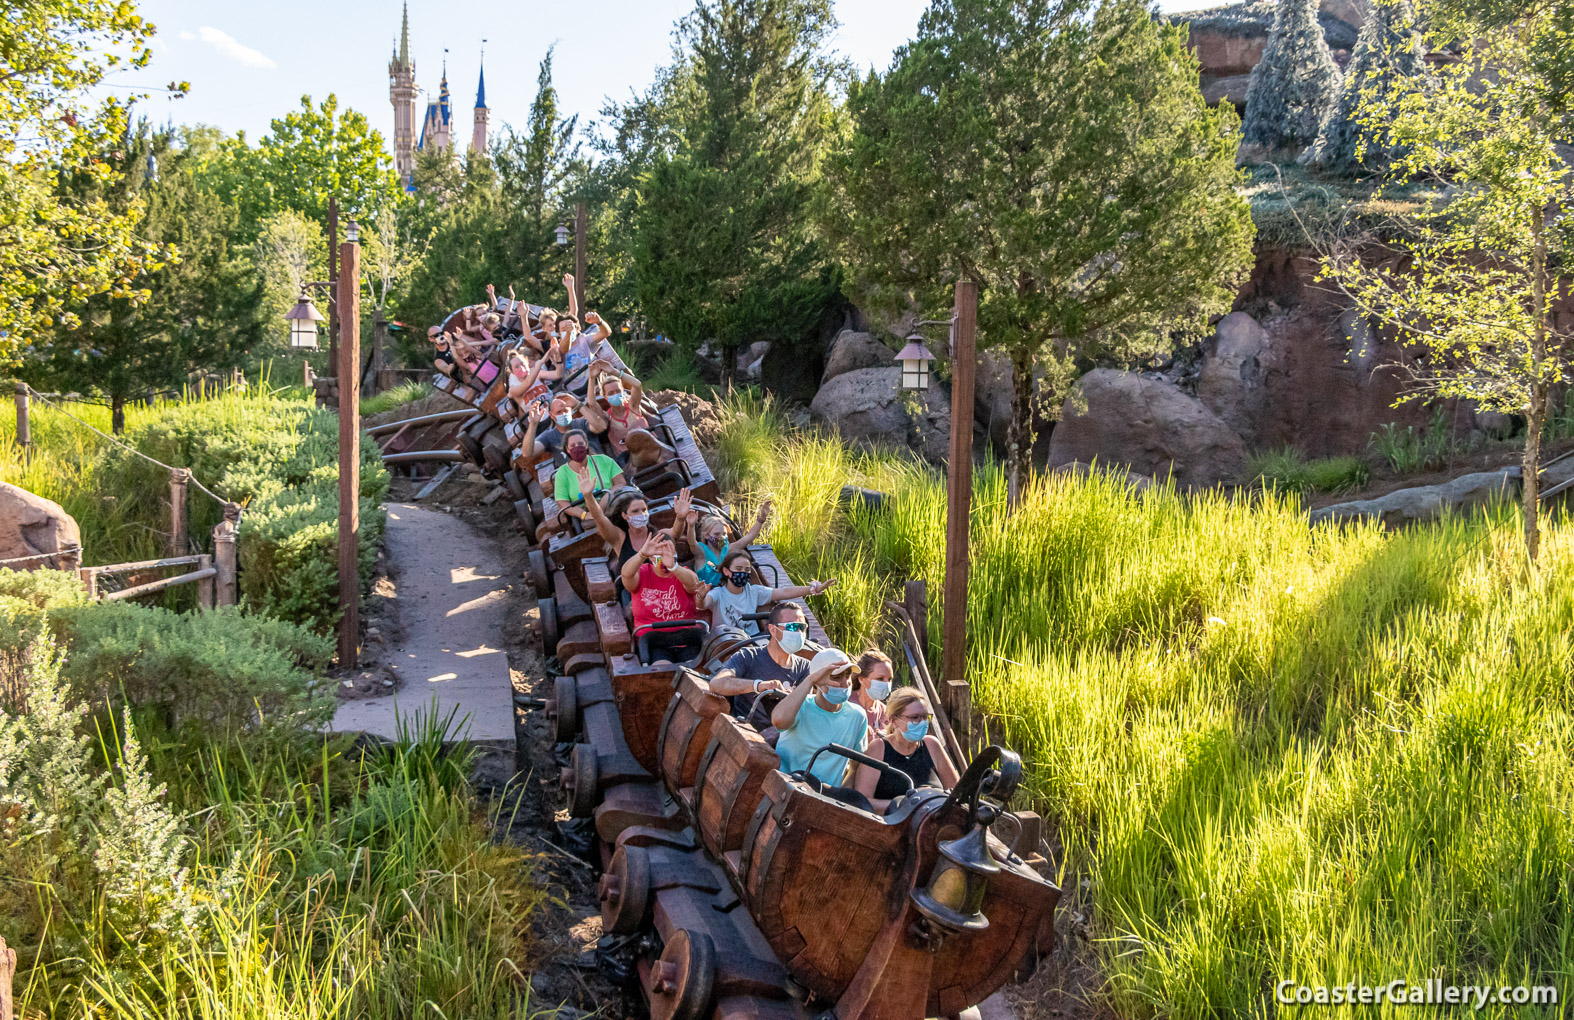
[1241,0,1344,152]
[632,0,847,379]
[495,48,581,302]
[1306,0,1428,173]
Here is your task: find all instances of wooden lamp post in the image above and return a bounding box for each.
[337,218,362,667]
[943,280,978,733]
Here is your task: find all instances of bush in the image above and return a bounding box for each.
[1249,446,1370,494]
[43,602,334,730]
[88,390,390,631]
[1368,410,1466,475]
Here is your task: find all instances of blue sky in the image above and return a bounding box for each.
[113,0,1210,145]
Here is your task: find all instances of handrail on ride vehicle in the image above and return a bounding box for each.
[798,743,914,798]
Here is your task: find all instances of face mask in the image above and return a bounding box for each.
[777,628,805,654]
[868,680,892,701]
[628,512,650,528]
[568,447,588,463]
[904,719,930,741]
[554,413,573,428]
[822,684,851,705]
[727,570,752,587]
[707,533,726,550]
[608,393,625,407]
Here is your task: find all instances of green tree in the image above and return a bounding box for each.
[1241,0,1343,154]
[30,125,264,431]
[1306,0,1429,173]
[493,48,581,301]
[1320,0,1574,560]
[0,0,173,364]
[198,95,401,242]
[829,0,1255,497]
[631,0,846,380]
[250,208,327,352]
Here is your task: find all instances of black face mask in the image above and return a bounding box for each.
[727,570,752,587]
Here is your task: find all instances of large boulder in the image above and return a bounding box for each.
[1197,311,1272,442]
[1048,369,1250,489]
[0,482,82,569]
[810,366,950,463]
[1310,468,1520,529]
[822,330,895,384]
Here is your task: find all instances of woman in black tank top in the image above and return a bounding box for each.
[853,689,962,813]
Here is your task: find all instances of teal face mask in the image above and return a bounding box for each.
[904,719,929,741]
[822,685,851,705]
[608,393,625,407]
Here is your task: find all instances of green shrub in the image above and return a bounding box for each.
[1369,410,1466,475]
[1250,446,1370,494]
[44,602,334,730]
[359,380,428,416]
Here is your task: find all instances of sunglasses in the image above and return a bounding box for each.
[776,622,807,633]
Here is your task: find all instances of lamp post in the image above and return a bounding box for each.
[897,327,941,391]
[554,201,588,316]
[336,219,362,668]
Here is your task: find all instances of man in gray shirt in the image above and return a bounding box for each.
[707,602,814,728]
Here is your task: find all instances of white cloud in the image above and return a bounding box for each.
[187,25,276,69]
[177,30,195,40]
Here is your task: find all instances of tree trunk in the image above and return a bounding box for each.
[1524,202,1550,562]
[1006,346,1035,506]
[111,394,126,436]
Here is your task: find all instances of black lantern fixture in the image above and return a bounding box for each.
[910,804,1001,933]
[344,217,360,244]
[285,291,324,349]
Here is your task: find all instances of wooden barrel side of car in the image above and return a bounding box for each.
[720,746,1061,1019]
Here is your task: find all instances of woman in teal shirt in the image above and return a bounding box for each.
[555,431,624,522]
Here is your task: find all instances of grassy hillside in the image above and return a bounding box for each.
[711,393,1573,1018]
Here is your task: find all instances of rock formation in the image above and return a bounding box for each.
[1047,369,1250,489]
[0,482,82,570]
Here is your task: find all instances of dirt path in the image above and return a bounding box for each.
[332,502,516,744]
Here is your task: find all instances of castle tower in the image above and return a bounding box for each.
[419,62,453,155]
[470,60,489,157]
[387,2,418,186]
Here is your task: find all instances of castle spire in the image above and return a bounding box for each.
[396,1,411,69]
[475,60,486,109]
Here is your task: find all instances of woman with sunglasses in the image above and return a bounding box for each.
[853,688,960,814]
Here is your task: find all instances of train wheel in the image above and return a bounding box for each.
[539,597,559,650]
[564,743,598,817]
[457,430,484,467]
[527,549,551,597]
[599,844,651,935]
[514,499,537,532]
[504,470,527,501]
[551,675,578,743]
[648,929,715,1020]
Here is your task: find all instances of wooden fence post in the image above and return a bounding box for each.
[79,567,98,599]
[337,233,361,668]
[168,468,190,557]
[1,932,16,1020]
[903,578,928,666]
[213,503,240,607]
[196,554,215,609]
[13,384,28,462]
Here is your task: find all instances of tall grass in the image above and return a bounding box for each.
[708,392,1574,1018]
[12,699,546,1020]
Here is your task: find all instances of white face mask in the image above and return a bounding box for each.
[776,626,806,654]
[867,680,892,701]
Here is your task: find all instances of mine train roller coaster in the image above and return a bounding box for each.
[389,301,1061,1020]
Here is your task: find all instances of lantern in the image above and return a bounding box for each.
[909,804,1000,933]
[896,332,936,391]
[555,222,570,246]
[285,292,324,349]
[345,218,360,244]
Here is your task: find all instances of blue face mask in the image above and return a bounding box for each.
[608,393,625,407]
[822,685,851,705]
[867,680,892,701]
[554,413,573,428]
[776,627,806,654]
[904,719,929,741]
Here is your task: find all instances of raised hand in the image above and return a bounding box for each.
[809,578,838,596]
[585,310,601,325]
[563,272,576,291]
[640,533,665,558]
[674,487,692,518]
[755,498,773,526]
